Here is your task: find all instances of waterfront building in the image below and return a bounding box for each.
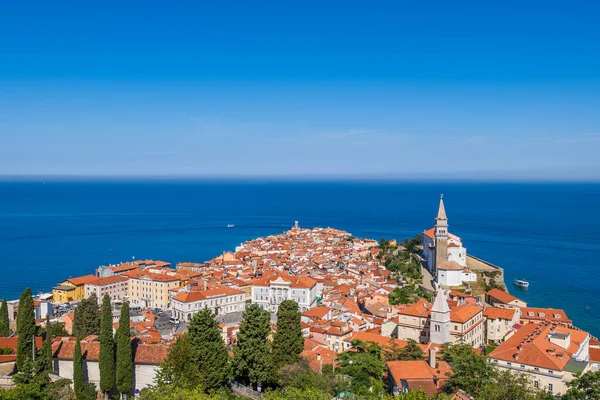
[486,288,527,309]
[170,285,246,321]
[489,323,593,396]
[251,273,317,312]
[520,307,572,327]
[84,275,129,304]
[52,275,98,303]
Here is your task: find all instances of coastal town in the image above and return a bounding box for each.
[1,197,599,399]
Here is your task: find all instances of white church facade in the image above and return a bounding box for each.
[422,196,476,287]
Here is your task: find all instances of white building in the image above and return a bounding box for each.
[251,274,318,312]
[170,285,246,322]
[436,261,477,287]
[422,196,475,287]
[489,323,593,396]
[395,289,485,348]
[84,276,129,304]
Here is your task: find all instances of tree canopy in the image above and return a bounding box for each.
[564,370,600,400]
[233,304,275,387]
[99,294,115,395]
[272,300,304,369]
[337,340,385,398]
[0,298,10,337]
[16,288,36,372]
[116,301,133,397]
[73,294,100,338]
[188,308,231,392]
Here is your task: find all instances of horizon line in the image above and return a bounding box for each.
[1,174,599,184]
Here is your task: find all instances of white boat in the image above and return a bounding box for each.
[227,224,235,228]
[514,279,529,288]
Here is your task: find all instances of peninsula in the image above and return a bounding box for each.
[1,197,598,399]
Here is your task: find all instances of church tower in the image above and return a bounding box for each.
[430,289,451,344]
[434,195,448,270]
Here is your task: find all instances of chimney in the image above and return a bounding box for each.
[429,348,437,369]
[204,279,207,291]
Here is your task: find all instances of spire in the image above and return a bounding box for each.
[432,289,450,313]
[436,194,447,221]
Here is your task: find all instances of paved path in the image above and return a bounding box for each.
[420,264,436,292]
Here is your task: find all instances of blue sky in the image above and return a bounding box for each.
[1,1,599,180]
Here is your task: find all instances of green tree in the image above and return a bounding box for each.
[153,333,200,389]
[16,288,36,371]
[46,321,69,337]
[395,339,425,361]
[139,386,233,400]
[443,343,495,396]
[337,340,385,398]
[116,302,133,398]
[73,336,84,399]
[188,308,231,392]
[272,300,304,368]
[0,298,10,337]
[73,294,100,338]
[382,388,431,400]
[264,387,331,400]
[99,295,115,397]
[233,304,275,387]
[35,315,53,376]
[478,370,555,400]
[564,370,600,399]
[278,359,335,395]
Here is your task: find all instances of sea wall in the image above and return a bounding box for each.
[466,255,507,295]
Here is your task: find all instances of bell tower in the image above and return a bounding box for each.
[434,194,448,270]
[430,289,451,344]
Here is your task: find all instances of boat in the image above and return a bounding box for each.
[227,224,235,228]
[514,279,529,288]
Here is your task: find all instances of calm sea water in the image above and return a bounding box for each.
[0,181,598,335]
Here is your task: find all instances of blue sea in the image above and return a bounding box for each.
[0,181,598,336]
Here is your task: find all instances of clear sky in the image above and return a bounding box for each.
[1,1,599,180]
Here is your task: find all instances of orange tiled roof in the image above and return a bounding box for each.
[67,275,98,286]
[86,275,128,286]
[484,307,517,320]
[450,305,483,323]
[486,289,518,304]
[489,323,588,370]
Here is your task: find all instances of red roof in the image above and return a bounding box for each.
[486,288,518,304]
[67,275,98,286]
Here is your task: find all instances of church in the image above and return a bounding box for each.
[422,196,476,287]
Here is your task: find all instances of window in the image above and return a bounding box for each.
[548,383,553,392]
[534,381,539,389]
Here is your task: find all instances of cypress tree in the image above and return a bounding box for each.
[0,298,9,337]
[188,308,231,392]
[272,300,304,368]
[73,336,84,398]
[73,293,101,338]
[116,302,132,398]
[99,295,115,397]
[16,288,36,371]
[36,314,53,375]
[233,304,275,387]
